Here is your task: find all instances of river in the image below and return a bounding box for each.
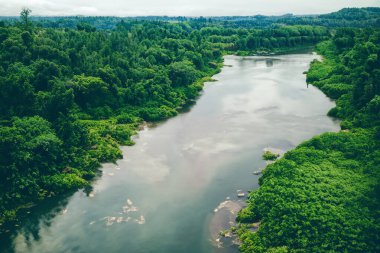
[0,53,340,253]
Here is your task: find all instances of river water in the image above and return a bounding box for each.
[1,54,340,253]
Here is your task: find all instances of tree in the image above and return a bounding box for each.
[0,63,35,118]
[20,8,32,31]
[168,61,198,87]
[69,75,114,108]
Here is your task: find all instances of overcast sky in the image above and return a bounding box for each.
[1,0,379,16]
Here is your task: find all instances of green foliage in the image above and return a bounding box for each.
[262,151,280,161]
[238,131,380,253]
[306,59,334,84]
[20,8,32,31]
[1,13,379,253]
[43,173,88,193]
[8,8,376,32]
[0,116,62,216]
[115,113,138,124]
[0,18,231,221]
[138,105,178,121]
[168,61,198,87]
[238,28,380,253]
[310,29,380,128]
[320,83,352,99]
[69,75,114,108]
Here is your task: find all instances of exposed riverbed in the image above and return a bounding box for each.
[0,54,340,253]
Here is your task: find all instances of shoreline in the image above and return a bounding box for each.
[236,35,379,252]
[0,49,315,228]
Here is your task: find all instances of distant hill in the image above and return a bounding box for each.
[0,7,379,30]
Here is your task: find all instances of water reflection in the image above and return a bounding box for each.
[239,57,280,68]
[1,54,340,253]
[0,194,72,253]
[266,59,274,67]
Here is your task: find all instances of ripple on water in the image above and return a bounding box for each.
[88,198,146,227]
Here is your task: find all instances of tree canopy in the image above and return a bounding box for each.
[0,9,379,253]
[237,27,380,253]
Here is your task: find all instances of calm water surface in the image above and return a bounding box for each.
[1,54,340,253]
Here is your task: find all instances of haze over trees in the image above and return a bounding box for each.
[1,7,379,30]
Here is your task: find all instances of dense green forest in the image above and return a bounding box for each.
[0,10,330,224]
[237,28,380,252]
[1,7,379,30]
[0,7,379,253]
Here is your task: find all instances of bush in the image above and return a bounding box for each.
[321,83,352,99]
[262,151,280,161]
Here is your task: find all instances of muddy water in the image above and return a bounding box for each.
[1,54,340,253]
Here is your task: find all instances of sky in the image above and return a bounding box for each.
[1,0,379,16]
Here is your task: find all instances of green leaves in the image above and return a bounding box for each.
[238,28,380,253]
[70,75,114,108]
[238,131,379,253]
[0,116,63,212]
[262,151,280,161]
[168,61,199,87]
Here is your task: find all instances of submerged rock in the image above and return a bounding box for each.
[136,215,145,225]
[209,199,246,249]
[98,198,145,227]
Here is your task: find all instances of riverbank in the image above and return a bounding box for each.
[229,45,316,57]
[236,30,380,253]
[1,18,332,227]
[0,44,318,227]
[0,62,223,227]
[1,52,341,253]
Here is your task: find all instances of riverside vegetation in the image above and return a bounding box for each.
[0,7,379,252]
[0,8,329,224]
[236,28,380,252]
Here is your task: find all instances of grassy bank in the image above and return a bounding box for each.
[236,29,380,252]
[1,15,331,225]
[0,62,223,225]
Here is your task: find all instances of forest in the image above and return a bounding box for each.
[0,9,329,224]
[1,7,379,30]
[237,28,380,252]
[0,7,379,253]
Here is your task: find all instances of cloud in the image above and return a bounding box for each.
[0,0,379,16]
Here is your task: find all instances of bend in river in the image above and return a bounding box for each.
[1,53,340,253]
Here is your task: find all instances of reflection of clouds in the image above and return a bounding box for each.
[14,233,34,252]
[126,155,170,183]
[254,105,279,113]
[222,79,279,116]
[8,53,340,253]
[218,110,247,121]
[182,137,238,155]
